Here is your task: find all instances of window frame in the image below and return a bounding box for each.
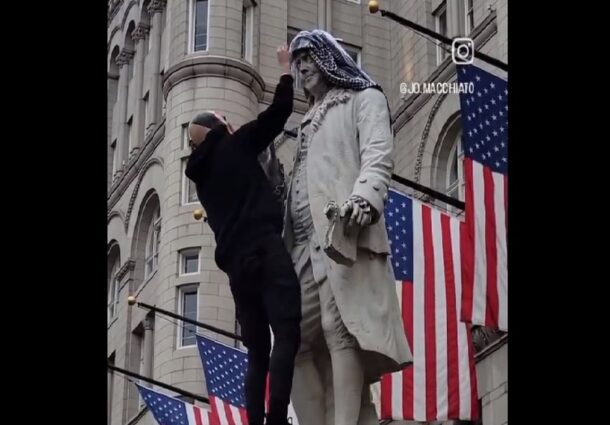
[434,1,448,65]
[445,130,465,202]
[108,260,120,322]
[241,0,255,63]
[182,159,199,206]
[340,42,362,67]
[111,139,118,175]
[179,248,201,276]
[189,0,210,53]
[465,0,475,34]
[127,116,134,153]
[144,212,161,280]
[177,285,199,348]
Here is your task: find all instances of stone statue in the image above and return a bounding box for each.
[284,30,413,425]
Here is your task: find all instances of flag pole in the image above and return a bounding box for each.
[108,363,210,404]
[391,173,465,210]
[128,296,244,342]
[367,1,509,72]
[282,128,465,210]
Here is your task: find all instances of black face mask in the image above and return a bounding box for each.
[189,112,230,149]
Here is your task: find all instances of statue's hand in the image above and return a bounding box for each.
[340,195,377,230]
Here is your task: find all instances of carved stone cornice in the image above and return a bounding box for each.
[163,56,266,102]
[147,0,167,15]
[472,326,506,353]
[115,258,135,282]
[413,93,449,182]
[107,121,166,215]
[116,49,135,67]
[108,0,123,22]
[474,331,508,362]
[132,23,151,41]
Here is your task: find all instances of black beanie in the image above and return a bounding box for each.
[191,111,225,130]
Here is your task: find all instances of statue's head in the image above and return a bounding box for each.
[288,29,381,103]
[291,49,328,102]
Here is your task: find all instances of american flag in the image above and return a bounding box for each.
[457,65,508,331]
[377,189,479,421]
[196,334,300,425]
[136,384,214,425]
[197,335,250,425]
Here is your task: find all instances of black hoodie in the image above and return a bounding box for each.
[185,74,294,271]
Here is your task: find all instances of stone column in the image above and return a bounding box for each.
[142,315,155,383]
[146,0,167,133]
[130,23,150,159]
[114,48,134,179]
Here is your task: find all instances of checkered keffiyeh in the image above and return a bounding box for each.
[289,29,381,92]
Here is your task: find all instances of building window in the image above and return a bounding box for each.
[129,327,146,410]
[445,131,465,201]
[241,1,255,63]
[434,1,448,65]
[178,285,199,347]
[179,248,201,276]
[340,43,361,67]
[108,259,120,322]
[128,57,134,81]
[182,123,190,149]
[143,91,149,132]
[108,352,116,424]
[182,160,199,205]
[466,0,475,34]
[138,334,146,409]
[111,139,118,175]
[287,28,303,90]
[147,27,153,54]
[160,70,166,117]
[432,115,464,215]
[192,0,209,52]
[127,116,133,152]
[145,210,161,279]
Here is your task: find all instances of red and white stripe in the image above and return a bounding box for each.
[186,403,215,425]
[461,158,508,331]
[379,199,479,421]
[210,396,249,425]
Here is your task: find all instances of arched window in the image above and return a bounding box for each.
[144,207,160,279]
[107,247,120,322]
[141,0,152,56]
[108,46,121,185]
[125,21,136,81]
[431,114,465,214]
[108,46,120,114]
[445,128,464,201]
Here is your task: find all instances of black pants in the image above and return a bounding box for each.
[227,233,301,425]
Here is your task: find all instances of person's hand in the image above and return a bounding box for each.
[277,44,291,74]
[340,195,376,230]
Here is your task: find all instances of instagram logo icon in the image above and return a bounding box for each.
[452,37,475,65]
